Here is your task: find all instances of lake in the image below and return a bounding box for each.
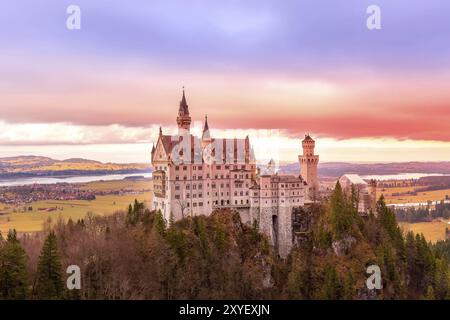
[0,172,153,187]
[361,173,450,181]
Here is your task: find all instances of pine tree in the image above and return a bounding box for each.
[377,196,404,252]
[330,181,356,239]
[0,229,28,299]
[34,231,64,299]
[320,265,341,299]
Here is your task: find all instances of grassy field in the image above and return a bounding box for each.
[79,178,152,192]
[0,179,153,234]
[399,219,450,243]
[378,187,450,204]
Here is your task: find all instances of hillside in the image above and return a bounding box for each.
[280,161,450,178]
[4,189,450,299]
[0,156,151,179]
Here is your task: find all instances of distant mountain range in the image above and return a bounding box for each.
[280,161,450,178]
[1,156,449,180]
[0,156,151,179]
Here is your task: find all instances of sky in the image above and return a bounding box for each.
[0,0,449,163]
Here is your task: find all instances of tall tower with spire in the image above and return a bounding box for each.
[202,115,211,148]
[176,87,191,135]
[299,134,319,191]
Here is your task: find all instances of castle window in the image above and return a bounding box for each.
[175,176,179,181]
[225,165,229,169]
[183,166,187,171]
[186,185,190,189]
[198,176,202,180]
[193,203,197,207]
[235,200,237,205]
[226,175,229,178]
[175,185,180,191]
[241,165,245,169]
[220,175,224,179]
[198,184,202,189]
[183,176,187,180]
[216,165,221,170]
[175,195,180,200]
[199,202,203,207]
[207,174,210,178]
[193,184,197,190]
[187,193,190,198]
[199,193,202,198]
[198,165,202,170]
[234,192,237,196]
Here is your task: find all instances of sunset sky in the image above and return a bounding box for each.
[0,0,449,163]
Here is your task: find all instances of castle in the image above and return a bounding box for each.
[151,90,319,257]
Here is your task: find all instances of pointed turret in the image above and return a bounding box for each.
[202,115,211,140]
[176,87,192,134]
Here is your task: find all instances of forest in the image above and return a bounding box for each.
[1,182,450,300]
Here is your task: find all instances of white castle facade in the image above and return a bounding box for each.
[151,90,319,257]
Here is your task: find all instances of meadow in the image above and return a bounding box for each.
[0,179,153,234]
[378,186,450,204]
[399,219,450,243]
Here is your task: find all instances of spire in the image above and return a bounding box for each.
[202,115,211,140]
[176,87,192,134]
[179,86,189,116]
[159,126,162,136]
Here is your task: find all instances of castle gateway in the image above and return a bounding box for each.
[151,90,319,257]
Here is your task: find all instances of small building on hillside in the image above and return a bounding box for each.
[338,174,377,215]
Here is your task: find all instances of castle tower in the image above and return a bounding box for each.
[368,179,377,213]
[299,134,319,191]
[176,88,191,135]
[201,115,211,147]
